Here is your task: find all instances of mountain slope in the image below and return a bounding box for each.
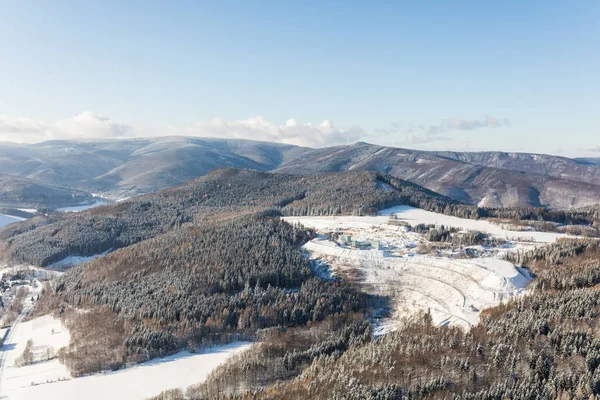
[21,168,463,374]
[0,169,470,267]
[275,142,600,209]
[1,137,600,209]
[0,137,305,198]
[0,174,94,209]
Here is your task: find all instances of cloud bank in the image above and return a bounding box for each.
[376,115,511,145]
[185,117,362,147]
[579,144,600,153]
[0,112,512,149]
[0,112,133,143]
[0,113,360,147]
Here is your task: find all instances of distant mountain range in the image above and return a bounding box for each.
[0,173,93,209]
[1,137,599,210]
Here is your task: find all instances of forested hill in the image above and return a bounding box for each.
[46,214,368,376]
[26,168,469,375]
[0,168,475,267]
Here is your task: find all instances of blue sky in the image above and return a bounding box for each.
[0,0,598,155]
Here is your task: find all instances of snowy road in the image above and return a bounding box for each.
[0,310,27,367]
[0,304,31,397]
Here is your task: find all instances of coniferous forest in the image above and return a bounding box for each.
[150,239,600,400]
[7,168,600,399]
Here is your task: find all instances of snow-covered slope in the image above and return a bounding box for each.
[0,315,71,396]
[287,205,568,243]
[46,249,112,270]
[0,213,24,228]
[284,206,568,331]
[0,313,250,400]
[56,199,108,213]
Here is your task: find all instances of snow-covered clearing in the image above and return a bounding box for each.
[0,315,71,398]
[287,205,568,244]
[0,279,248,400]
[284,206,567,332]
[46,249,112,270]
[56,199,107,213]
[0,326,250,400]
[15,209,36,214]
[0,214,24,229]
[0,274,249,400]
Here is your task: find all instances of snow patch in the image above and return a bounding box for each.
[0,214,25,228]
[46,249,112,270]
[379,205,567,243]
[16,209,37,214]
[2,341,251,400]
[57,199,107,213]
[0,315,71,398]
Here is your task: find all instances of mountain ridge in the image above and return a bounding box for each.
[1,137,599,209]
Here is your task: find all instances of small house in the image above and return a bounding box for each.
[338,235,352,245]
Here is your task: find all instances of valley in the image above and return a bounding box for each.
[2,3,598,398]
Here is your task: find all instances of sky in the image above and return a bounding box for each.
[0,0,598,156]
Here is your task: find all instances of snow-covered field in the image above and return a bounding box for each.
[56,199,107,213]
[0,312,250,400]
[0,315,71,398]
[287,205,568,244]
[284,206,566,331]
[1,262,250,399]
[0,214,24,228]
[0,264,63,281]
[46,249,112,270]
[15,209,36,214]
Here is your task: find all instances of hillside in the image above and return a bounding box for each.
[275,142,600,210]
[5,168,600,399]
[20,168,461,374]
[0,138,305,198]
[1,138,600,209]
[0,174,94,209]
[0,169,470,267]
[575,157,600,166]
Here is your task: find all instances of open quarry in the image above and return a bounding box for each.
[284,206,569,332]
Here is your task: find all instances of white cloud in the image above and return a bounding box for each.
[394,135,452,146]
[55,112,133,139]
[0,113,360,147]
[0,112,134,143]
[0,115,55,142]
[184,116,361,147]
[445,115,511,131]
[579,144,600,153]
[376,115,511,137]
